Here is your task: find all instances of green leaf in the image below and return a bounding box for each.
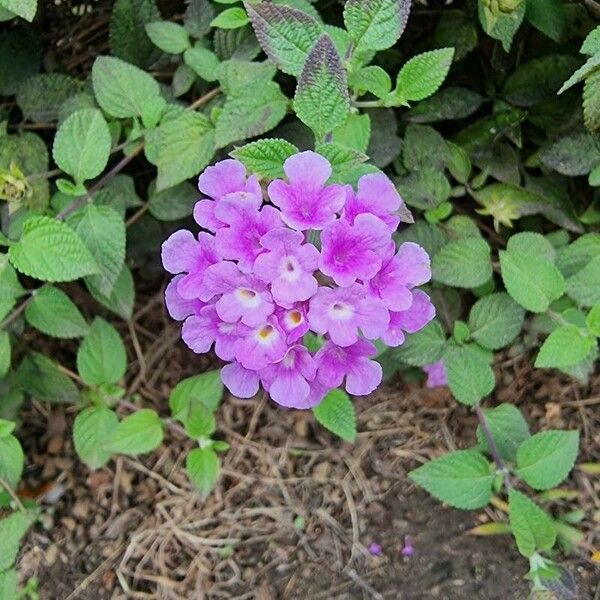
[525,0,565,41]
[86,264,135,320]
[500,249,565,314]
[211,6,249,29]
[52,108,111,183]
[396,168,451,211]
[57,93,97,127]
[433,9,477,61]
[148,180,198,221]
[332,113,371,153]
[583,70,600,132]
[0,568,17,600]
[25,285,89,338]
[230,139,298,179]
[502,55,580,107]
[0,510,38,571]
[343,0,411,52]
[149,110,215,190]
[535,325,594,369]
[0,258,24,302]
[92,56,161,118]
[73,205,126,296]
[477,2,525,52]
[0,419,14,439]
[432,237,492,288]
[172,63,196,97]
[9,216,98,282]
[393,48,454,104]
[558,54,600,94]
[184,46,220,81]
[0,435,24,489]
[391,319,446,367]
[539,133,600,177]
[468,292,525,350]
[77,317,127,386]
[109,0,161,69]
[73,406,119,469]
[0,27,42,96]
[293,34,350,139]
[215,81,288,149]
[184,0,215,38]
[581,26,600,55]
[516,430,579,490]
[587,304,600,337]
[186,446,219,495]
[407,87,484,123]
[409,449,493,510]
[349,65,391,99]
[184,402,216,439]
[245,2,323,76]
[316,142,368,181]
[15,352,79,403]
[145,21,190,53]
[313,389,356,442]
[16,73,80,121]
[170,371,224,419]
[217,58,276,94]
[0,0,36,21]
[109,409,164,455]
[476,404,530,462]
[443,345,495,406]
[0,331,10,379]
[509,489,556,557]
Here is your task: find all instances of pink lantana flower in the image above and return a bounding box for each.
[343,173,406,232]
[235,317,288,370]
[181,305,244,360]
[381,290,435,347]
[161,230,219,299]
[268,151,346,231]
[164,275,204,321]
[194,159,262,232]
[254,229,320,306]
[308,284,389,347]
[200,262,274,326]
[221,361,260,399]
[214,201,283,272]
[315,339,382,396]
[260,345,317,408]
[369,242,432,311]
[423,360,448,388]
[320,213,392,287]
[276,303,310,343]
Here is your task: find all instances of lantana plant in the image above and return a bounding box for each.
[162,151,434,410]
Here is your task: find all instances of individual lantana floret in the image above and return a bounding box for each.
[162,150,435,410]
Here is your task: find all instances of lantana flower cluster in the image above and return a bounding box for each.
[162,151,435,409]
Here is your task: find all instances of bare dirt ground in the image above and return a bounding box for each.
[13,287,600,600]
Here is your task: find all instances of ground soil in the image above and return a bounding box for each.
[12,285,599,600]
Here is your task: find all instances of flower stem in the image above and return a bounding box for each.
[475,403,512,488]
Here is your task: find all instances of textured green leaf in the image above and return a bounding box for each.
[516,430,579,490]
[587,304,600,337]
[443,345,495,406]
[583,70,600,132]
[16,73,80,121]
[211,6,249,29]
[535,325,594,369]
[145,21,190,53]
[539,133,600,177]
[407,87,484,123]
[394,48,455,104]
[313,389,356,442]
[476,404,530,462]
[148,180,198,221]
[170,370,224,419]
[0,27,42,95]
[390,320,447,367]
[70,205,126,297]
[109,409,164,455]
[109,0,161,68]
[92,55,161,118]
[86,264,135,320]
[9,216,98,282]
[230,138,298,179]
[52,108,111,183]
[433,9,477,61]
[509,489,556,557]
[0,0,36,22]
[294,34,350,139]
[349,65,391,98]
[149,110,215,190]
[0,568,17,600]
[172,63,196,97]
[184,402,216,439]
[344,0,411,52]
[558,53,600,95]
[409,449,493,510]
[214,24,261,61]
[184,46,220,81]
[332,113,371,153]
[0,331,9,378]
[215,81,287,148]
[432,237,492,288]
[15,352,79,403]
[468,292,525,350]
[245,2,322,76]
[0,510,38,571]
[525,0,565,42]
[25,285,89,338]
[478,2,525,52]
[316,142,368,181]
[186,446,219,495]
[73,406,119,469]
[0,435,23,489]
[581,26,600,55]
[184,0,215,38]
[77,317,127,386]
[217,58,276,95]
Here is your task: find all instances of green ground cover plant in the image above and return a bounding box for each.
[0,0,599,596]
